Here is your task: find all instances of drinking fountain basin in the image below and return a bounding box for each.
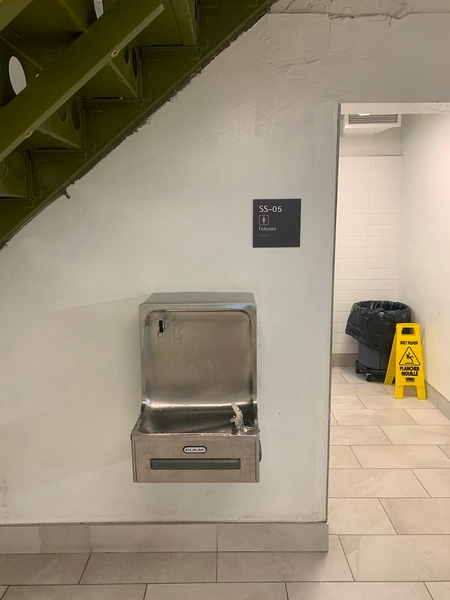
[131,292,260,483]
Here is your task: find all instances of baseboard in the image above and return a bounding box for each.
[0,522,329,553]
[426,383,450,420]
[332,353,357,367]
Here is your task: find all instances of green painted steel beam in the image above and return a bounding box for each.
[0,0,270,247]
[172,0,197,45]
[0,0,33,32]
[0,0,164,162]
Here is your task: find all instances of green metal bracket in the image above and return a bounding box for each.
[0,0,164,162]
[0,0,33,32]
[0,150,29,198]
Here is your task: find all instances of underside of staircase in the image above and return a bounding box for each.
[0,0,271,248]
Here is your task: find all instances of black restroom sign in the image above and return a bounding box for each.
[253,199,301,248]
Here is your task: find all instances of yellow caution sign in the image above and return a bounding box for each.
[385,323,426,399]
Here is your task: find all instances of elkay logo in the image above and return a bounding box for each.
[183,446,207,454]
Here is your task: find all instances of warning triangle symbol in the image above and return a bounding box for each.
[399,346,421,366]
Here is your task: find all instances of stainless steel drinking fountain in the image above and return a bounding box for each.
[131,292,261,483]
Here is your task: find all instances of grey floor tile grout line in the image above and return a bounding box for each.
[424,581,438,600]
[2,579,449,586]
[336,534,355,582]
[349,446,364,468]
[142,584,147,600]
[284,581,290,599]
[410,469,432,497]
[0,587,7,600]
[77,552,91,584]
[378,498,400,534]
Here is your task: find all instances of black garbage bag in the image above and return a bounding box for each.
[345,301,412,354]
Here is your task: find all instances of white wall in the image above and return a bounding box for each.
[2,13,450,524]
[334,155,403,355]
[340,129,402,157]
[399,114,450,400]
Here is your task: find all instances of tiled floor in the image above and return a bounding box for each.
[1,368,450,599]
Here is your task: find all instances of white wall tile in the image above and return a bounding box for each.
[367,246,399,258]
[333,341,357,354]
[336,236,367,248]
[365,279,398,291]
[335,247,368,259]
[371,156,403,169]
[338,213,369,226]
[368,213,401,225]
[338,202,370,215]
[369,190,402,203]
[339,179,371,192]
[367,224,400,236]
[338,190,371,203]
[370,178,403,191]
[333,332,353,344]
[338,224,369,237]
[340,167,371,180]
[370,167,403,180]
[333,322,347,333]
[336,269,366,280]
[335,258,367,270]
[334,301,355,312]
[364,292,398,302]
[367,235,399,247]
[366,269,398,280]
[334,280,366,292]
[334,156,402,353]
[333,311,352,323]
[366,257,399,269]
[340,157,372,169]
[335,291,366,302]
[368,203,401,214]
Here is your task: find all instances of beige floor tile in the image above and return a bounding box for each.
[341,371,368,384]
[341,534,450,581]
[426,582,450,600]
[3,585,146,599]
[382,426,450,445]
[287,582,432,600]
[332,383,388,396]
[352,445,450,468]
[383,385,419,397]
[382,498,450,534]
[217,524,327,552]
[358,395,435,410]
[0,588,6,599]
[328,498,395,534]
[330,413,338,426]
[330,425,390,446]
[405,410,450,425]
[441,446,450,459]
[90,524,216,552]
[413,469,450,497]
[81,553,216,584]
[0,555,88,586]
[0,526,90,554]
[332,373,347,383]
[144,583,288,600]
[333,409,415,426]
[217,536,352,582]
[329,447,361,468]
[331,396,365,410]
[329,469,428,498]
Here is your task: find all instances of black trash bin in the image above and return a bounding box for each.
[345,301,411,381]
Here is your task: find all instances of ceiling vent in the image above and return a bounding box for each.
[343,114,401,135]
